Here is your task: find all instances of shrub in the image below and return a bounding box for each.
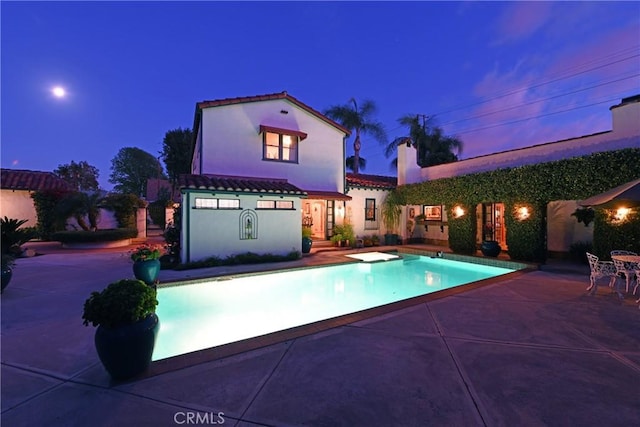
[31,189,72,239]
[1,217,38,254]
[569,241,593,264]
[148,200,167,229]
[102,194,146,228]
[82,279,158,329]
[175,250,300,271]
[51,228,138,243]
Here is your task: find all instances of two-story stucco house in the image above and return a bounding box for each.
[180,92,353,262]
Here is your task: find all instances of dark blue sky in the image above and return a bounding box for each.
[2,1,639,190]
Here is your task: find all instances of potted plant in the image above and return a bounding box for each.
[381,191,402,245]
[1,253,15,293]
[330,233,344,247]
[481,240,502,257]
[130,244,163,286]
[302,226,313,254]
[82,279,159,380]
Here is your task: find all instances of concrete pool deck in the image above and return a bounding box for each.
[2,241,639,426]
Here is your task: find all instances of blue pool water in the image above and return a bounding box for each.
[153,254,515,360]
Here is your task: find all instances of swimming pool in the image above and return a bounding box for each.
[152,253,518,361]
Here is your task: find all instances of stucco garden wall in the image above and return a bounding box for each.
[181,191,301,262]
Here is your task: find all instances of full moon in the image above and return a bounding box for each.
[52,86,66,98]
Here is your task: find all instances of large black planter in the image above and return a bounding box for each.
[1,268,12,293]
[481,240,502,257]
[94,313,160,380]
[133,259,161,286]
[302,237,313,254]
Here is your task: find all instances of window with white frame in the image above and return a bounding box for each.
[256,200,294,210]
[194,198,240,209]
[263,132,298,162]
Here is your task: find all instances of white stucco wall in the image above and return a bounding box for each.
[65,208,119,230]
[345,187,390,238]
[198,99,346,192]
[546,201,593,252]
[181,191,302,262]
[0,190,38,227]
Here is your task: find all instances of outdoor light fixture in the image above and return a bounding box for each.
[452,205,465,218]
[516,206,530,221]
[614,207,631,222]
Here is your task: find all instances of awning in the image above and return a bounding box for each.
[579,178,640,208]
[259,125,307,140]
[304,190,352,201]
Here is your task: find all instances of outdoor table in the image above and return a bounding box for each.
[611,255,640,297]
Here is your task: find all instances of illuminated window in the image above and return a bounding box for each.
[263,132,298,162]
[365,199,376,220]
[256,200,294,210]
[194,198,240,209]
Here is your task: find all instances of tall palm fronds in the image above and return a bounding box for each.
[386,115,463,168]
[346,156,367,173]
[324,98,387,174]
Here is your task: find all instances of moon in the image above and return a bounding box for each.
[52,86,66,98]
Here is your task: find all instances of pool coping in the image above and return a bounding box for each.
[144,250,536,379]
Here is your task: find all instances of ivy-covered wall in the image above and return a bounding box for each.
[592,209,640,258]
[396,148,640,261]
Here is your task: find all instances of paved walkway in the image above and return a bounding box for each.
[2,241,639,426]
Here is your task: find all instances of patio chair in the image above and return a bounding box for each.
[586,252,618,296]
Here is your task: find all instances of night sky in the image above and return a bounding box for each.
[2,1,639,190]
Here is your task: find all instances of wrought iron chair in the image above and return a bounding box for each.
[586,252,619,296]
[611,250,638,294]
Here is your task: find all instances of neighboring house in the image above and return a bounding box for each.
[345,173,397,237]
[396,94,640,255]
[0,169,71,227]
[181,91,352,262]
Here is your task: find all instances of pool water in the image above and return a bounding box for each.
[153,254,515,361]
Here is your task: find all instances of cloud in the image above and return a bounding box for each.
[493,2,553,45]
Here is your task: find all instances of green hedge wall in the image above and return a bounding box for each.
[447,203,477,254]
[592,209,640,259]
[396,148,640,261]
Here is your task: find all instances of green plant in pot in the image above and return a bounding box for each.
[381,191,402,245]
[82,279,159,380]
[130,244,163,286]
[302,226,313,254]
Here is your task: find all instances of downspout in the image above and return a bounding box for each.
[199,111,204,173]
[184,190,191,263]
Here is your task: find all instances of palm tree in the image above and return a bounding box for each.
[385,115,463,168]
[346,156,367,173]
[324,98,387,174]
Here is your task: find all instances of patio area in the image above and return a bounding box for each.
[2,241,639,426]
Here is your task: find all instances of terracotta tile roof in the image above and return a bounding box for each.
[179,174,307,196]
[194,91,351,136]
[346,173,397,190]
[0,169,71,191]
[304,190,352,201]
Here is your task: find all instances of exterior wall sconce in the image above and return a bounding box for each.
[515,206,530,221]
[613,207,631,222]
[452,205,465,218]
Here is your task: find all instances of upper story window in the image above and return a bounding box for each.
[260,125,307,164]
[263,132,298,163]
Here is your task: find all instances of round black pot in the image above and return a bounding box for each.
[95,313,160,380]
[1,268,12,293]
[302,237,313,254]
[481,240,502,257]
[133,259,161,286]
